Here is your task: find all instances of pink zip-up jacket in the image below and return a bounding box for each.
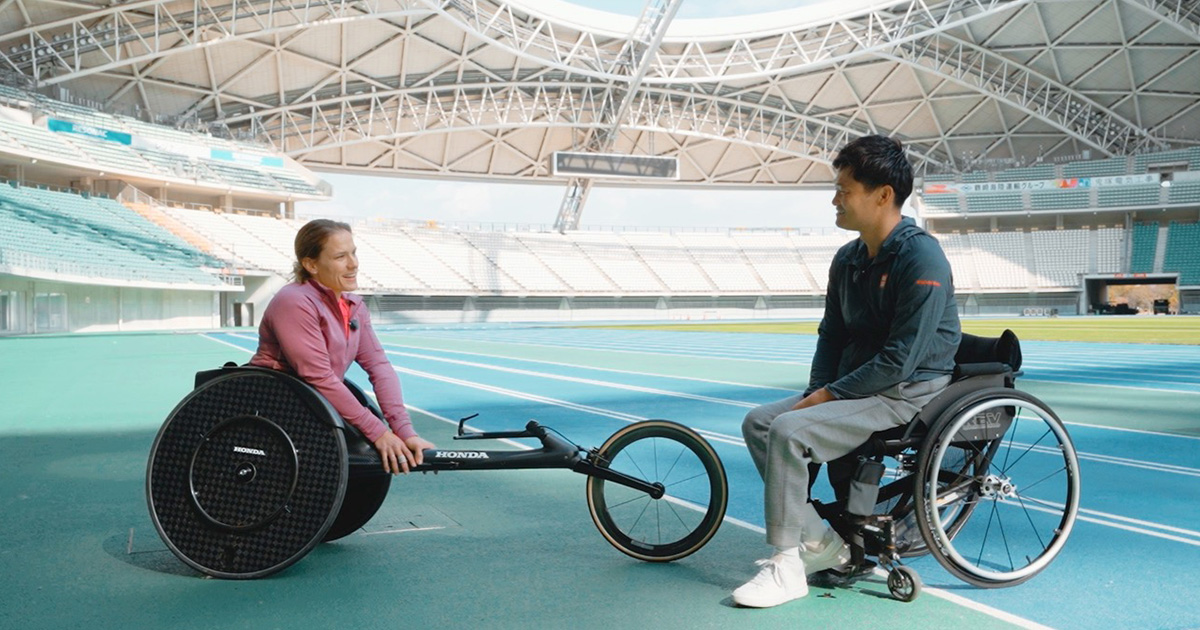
[250,279,414,443]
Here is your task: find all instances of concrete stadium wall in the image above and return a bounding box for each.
[0,274,220,334]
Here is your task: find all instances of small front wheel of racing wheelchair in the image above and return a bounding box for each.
[586,421,728,562]
[914,387,1081,588]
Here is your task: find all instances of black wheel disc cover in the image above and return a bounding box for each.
[147,370,348,579]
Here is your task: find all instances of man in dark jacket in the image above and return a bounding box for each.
[733,135,961,608]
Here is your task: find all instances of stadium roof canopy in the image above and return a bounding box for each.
[2,0,1199,227]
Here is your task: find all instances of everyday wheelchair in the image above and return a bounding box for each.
[812,330,1081,601]
[146,365,727,579]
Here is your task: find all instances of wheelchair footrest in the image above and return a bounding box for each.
[809,559,877,588]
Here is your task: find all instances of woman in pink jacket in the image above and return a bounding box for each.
[250,219,433,474]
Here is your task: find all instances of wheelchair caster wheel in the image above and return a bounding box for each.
[887,565,922,602]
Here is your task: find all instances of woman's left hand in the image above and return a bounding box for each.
[403,435,436,467]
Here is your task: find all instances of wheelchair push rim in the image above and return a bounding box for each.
[917,393,1081,587]
[586,420,728,562]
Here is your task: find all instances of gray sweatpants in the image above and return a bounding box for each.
[742,376,951,548]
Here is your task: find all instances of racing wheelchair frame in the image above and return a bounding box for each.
[811,330,1082,601]
[146,365,728,579]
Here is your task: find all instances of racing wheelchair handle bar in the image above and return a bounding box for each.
[363,420,666,500]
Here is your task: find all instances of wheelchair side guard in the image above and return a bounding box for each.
[924,385,1021,444]
[909,372,1007,436]
[323,377,393,543]
[147,368,351,579]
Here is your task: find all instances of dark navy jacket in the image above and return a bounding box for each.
[806,216,961,399]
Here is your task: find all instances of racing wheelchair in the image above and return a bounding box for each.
[811,330,1081,601]
[145,365,728,579]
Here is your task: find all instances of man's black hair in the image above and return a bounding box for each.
[831,135,913,209]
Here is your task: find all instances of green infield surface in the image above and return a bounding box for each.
[580,315,1200,344]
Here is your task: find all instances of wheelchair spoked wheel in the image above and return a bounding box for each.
[895,442,988,558]
[586,421,728,562]
[869,456,978,560]
[915,388,1081,588]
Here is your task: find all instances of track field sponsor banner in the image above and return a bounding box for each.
[46,118,132,145]
[210,148,284,168]
[924,173,1157,194]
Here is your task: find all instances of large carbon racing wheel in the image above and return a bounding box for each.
[147,366,350,579]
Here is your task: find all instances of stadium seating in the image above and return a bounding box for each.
[966,192,1022,213]
[0,182,224,287]
[620,232,716,293]
[933,232,979,291]
[1167,182,1200,205]
[922,194,962,212]
[1129,222,1159,274]
[1097,184,1161,208]
[1030,229,1088,288]
[163,207,293,274]
[569,232,668,293]
[1094,228,1125,275]
[1164,221,1200,285]
[730,232,818,292]
[967,231,1032,290]
[462,231,570,293]
[0,86,327,199]
[354,228,475,293]
[673,232,766,293]
[1030,189,1090,211]
[786,232,849,292]
[512,232,618,293]
[1063,158,1129,178]
[995,164,1055,182]
[1133,148,1200,173]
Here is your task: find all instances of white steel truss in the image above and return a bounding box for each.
[2,0,1199,223]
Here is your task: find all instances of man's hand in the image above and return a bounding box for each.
[373,432,435,474]
[791,387,835,411]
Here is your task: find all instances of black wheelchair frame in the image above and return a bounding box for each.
[811,331,1082,601]
[146,365,728,579]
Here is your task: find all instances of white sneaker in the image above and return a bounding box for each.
[731,554,809,608]
[800,530,852,575]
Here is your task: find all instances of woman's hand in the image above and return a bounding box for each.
[372,432,436,474]
[403,435,436,468]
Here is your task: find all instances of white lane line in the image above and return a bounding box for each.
[921,585,1058,630]
[381,348,758,409]
[379,333,802,364]
[1017,502,1200,548]
[1063,421,1200,442]
[1021,377,1200,395]
[395,333,1200,393]
[202,332,257,354]
[1014,441,1200,477]
[376,339,801,393]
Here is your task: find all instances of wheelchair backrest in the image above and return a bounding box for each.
[955,329,1022,372]
[906,329,1023,438]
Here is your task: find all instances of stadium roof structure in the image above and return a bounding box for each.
[2,0,1199,228]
